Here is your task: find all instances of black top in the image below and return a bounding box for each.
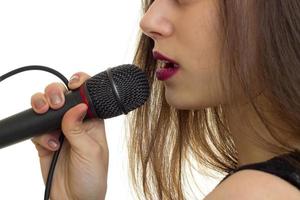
[219,150,300,190]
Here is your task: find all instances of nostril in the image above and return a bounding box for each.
[147,31,163,40]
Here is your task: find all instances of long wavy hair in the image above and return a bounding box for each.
[126,1,300,199]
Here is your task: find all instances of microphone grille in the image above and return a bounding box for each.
[86,64,149,119]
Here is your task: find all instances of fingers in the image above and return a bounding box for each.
[61,103,108,160]
[31,131,61,157]
[30,72,91,155]
[31,131,64,182]
[31,72,90,114]
[61,103,93,154]
[30,82,66,158]
[31,92,49,114]
[68,72,91,90]
[44,82,68,110]
[31,82,67,113]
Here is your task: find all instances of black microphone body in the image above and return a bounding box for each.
[0,89,84,148]
[0,64,149,148]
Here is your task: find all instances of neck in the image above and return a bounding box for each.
[226,95,294,167]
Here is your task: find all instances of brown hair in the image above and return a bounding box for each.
[127,0,300,199]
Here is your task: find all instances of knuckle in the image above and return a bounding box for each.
[31,92,42,99]
[68,72,90,87]
[79,72,91,79]
[31,93,43,103]
[69,126,83,135]
[31,138,37,144]
[31,138,41,147]
[31,135,49,146]
[44,82,57,92]
[44,82,66,93]
[82,74,91,82]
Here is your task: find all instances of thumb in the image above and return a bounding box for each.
[61,103,95,154]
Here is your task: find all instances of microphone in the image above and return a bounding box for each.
[0,64,149,148]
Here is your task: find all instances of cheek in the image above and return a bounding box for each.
[163,12,224,109]
[186,25,222,70]
[172,26,223,108]
[164,67,225,109]
[169,34,223,109]
[178,1,221,60]
[164,1,223,109]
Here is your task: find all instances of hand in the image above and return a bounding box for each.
[31,72,108,200]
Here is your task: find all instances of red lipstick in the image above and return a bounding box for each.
[153,51,180,81]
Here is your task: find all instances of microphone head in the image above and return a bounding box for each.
[85,64,150,119]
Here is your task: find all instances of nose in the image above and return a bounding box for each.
[139,1,174,40]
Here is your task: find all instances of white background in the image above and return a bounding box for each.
[0,0,220,199]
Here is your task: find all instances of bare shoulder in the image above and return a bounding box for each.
[204,169,300,200]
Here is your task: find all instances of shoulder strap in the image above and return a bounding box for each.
[219,150,300,190]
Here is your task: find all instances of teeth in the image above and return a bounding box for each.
[159,60,167,64]
[157,60,165,68]
[157,59,179,69]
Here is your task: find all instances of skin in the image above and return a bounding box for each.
[31,0,300,199]
[31,73,108,200]
[139,0,283,165]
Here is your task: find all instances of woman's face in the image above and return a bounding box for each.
[140,0,224,109]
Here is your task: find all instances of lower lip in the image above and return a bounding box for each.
[155,66,179,81]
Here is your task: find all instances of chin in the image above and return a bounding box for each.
[164,94,200,110]
[165,92,221,110]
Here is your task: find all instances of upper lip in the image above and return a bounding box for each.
[152,51,179,65]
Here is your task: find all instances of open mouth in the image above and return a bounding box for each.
[153,52,180,81]
[153,51,180,69]
[157,60,179,69]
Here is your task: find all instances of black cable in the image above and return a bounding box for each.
[0,65,68,200]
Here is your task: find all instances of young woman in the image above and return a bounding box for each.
[30,0,300,199]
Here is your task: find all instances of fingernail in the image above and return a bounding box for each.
[69,74,80,84]
[48,140,58,149]
[34,99,46,109]
[50,94,62,105]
